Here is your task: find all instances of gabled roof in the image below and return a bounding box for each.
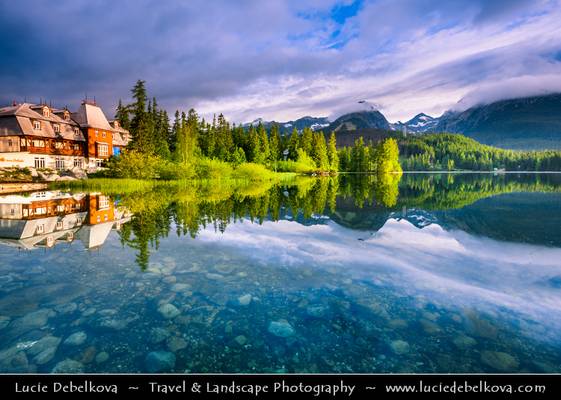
[72,102,113,130]
[0,103,85,141]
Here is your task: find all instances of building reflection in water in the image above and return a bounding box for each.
[0,191,131,250]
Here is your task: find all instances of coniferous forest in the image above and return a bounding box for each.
[105,80,401,180]
[104,80,561,180]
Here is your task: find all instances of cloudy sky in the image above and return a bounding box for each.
[1,0,561,123]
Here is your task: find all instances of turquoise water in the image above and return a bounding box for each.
[1,173,561,373]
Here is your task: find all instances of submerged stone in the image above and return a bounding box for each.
[390,340,410,355]
[453,335,477,349]
[234,335,247,346]
[51,359,84,373]
[145,351,176,372]
[167,337,188,352]
[55,303,78,314]
[10,309,55,333]
[149,327,171,344]
[237,294,252,306]
[268,321,295,338]
[64,331,88,346]
[481,351,519,372]
[158,303,181,319]
[95,352,110,364]
[27,336,61,357]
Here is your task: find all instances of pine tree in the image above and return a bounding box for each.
[129,80,155,154]
[327,131,339,172]
[115,99,130,130]
[287,128,299,161]
[256,123,270,164]
[300,127,313,156]
[269,124,281,163]
[311,131,329,171]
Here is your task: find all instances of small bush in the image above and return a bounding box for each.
[195,158,233,180]
[104,150,161,179]
[157,160,195,180]
[232,163,275,181]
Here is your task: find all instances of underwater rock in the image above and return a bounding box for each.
[163,276,177,284]
[27,336,61,357]
[481,351,519,372]
[96,317,134,331]
[234,335,247,346]
[64,331,87,346]
[95,352,109,364]
[390,340,410,355]
[51,359,84,373]
[388,319,408,329]
[237,294,252,306]
[145,351,176,372]
[171,283,190,292]
[268,321,295,338]
[54,303,78,314]
[10,309,55,333]
[149,327,171,344]
[167,337,188,352]
[420,319,441,334]
[306,305,327,318]
[82,308,96,317]
[205,273,224,281]
[453,335,477,349]
[465,312,498,339]
[158,303,181,319]
[80,346,97,364]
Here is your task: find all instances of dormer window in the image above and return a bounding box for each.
[63,111,70,121]
[53,124,60,133]
[42,107,50,117]
[33,121,41,130]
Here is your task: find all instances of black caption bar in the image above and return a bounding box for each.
[1,374,559,399]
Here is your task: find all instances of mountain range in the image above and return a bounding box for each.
[245,93,561,150]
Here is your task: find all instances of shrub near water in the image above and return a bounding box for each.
[195,158,233,180]
[231,163,277,181]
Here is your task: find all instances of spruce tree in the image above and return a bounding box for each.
[269,124,281,163]
[327,131,339,172]
[115,99,130,130]
[129,80,155,154]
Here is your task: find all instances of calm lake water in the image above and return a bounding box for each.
[1,173,561,373]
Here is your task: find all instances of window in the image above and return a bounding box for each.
[35,207,47,215]
[74,127,80,135]
[42,107,50,117]
[73,158,82,168]
[98,196,110,210]
[63,111,70,121]
[36,224,45,234]
[96,159,103,167]
[33,121,41,130]
[97,143,109,157]
[32,139,45,147]
[102,131,106,138]
[34,157,45,168]
[56,205,65,213]
[55,158,65,170]
[7,139,13,147]
[73,143,81,151]
[56,221,64,230]
[55,141,64,149]
[53,124,60,133]
[20,138,26,147]
[95,130,99,137]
